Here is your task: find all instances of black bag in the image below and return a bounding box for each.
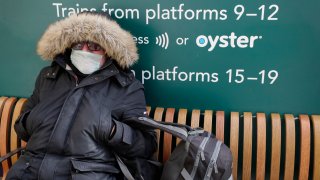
[116,117,233,180]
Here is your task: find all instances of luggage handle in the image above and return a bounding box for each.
[136,117,189,141]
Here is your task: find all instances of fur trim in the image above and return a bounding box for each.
[37,13,138,68]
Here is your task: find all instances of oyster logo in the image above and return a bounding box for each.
[196,32,262,51]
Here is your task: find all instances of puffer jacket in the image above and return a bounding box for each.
[6,12,157,180]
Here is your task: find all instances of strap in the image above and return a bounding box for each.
[204,141,222,180]
[180,168,193,180]
[114,154,135,180]
[137,117,188,141]
[188,129,204,135]
[154,121,193,131]
[0,147,25,162]
[190,136,210,178]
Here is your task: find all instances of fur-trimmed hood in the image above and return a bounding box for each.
[37,13,138,69]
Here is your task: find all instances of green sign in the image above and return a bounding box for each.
[1,0,319,115]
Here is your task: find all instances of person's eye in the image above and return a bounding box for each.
[72,43,83,50]
[88,43,102,51]
[94,45,102,51]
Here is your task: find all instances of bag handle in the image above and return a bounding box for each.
[0,147,25,162]
[135,117,189,141]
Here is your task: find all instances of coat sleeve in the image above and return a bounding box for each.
[14,70,42,141]
[107,81,157,159]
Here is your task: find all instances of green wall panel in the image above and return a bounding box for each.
[1,0,319,115]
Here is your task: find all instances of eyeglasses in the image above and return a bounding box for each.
[71,42,104,51]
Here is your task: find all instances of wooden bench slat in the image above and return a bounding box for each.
[176,109,187,145]
[298,114,310,180]
[10,98,27,164]
[284,114,295,180]
[163,108,175,163]
[0,97,8,117]
[256,113,266,180]
[153,107,164,160]
[0,97,17,178]
[146,106,151,116]
[0,96,9,172]
[191,109,200,128]
[311,115,320,180]
[242,112,253,180]
[216,111,225,142]
[203,110,213,133]
[230,112,239,180]
[270,113,281,180]
[153,107,164,121]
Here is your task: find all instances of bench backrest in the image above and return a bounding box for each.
[0,96,320,179]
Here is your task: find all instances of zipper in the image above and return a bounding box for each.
[213,159,218,173]
[204,140,222,180]
[190,136,210,178]
[212,141,222,174]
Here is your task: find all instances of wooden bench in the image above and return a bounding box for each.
[1,96,320,179]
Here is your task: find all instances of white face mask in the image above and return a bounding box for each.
[70,49,103,74]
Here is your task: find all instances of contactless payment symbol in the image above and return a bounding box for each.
[155,32,169,49]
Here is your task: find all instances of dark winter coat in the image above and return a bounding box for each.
[6,13,157,180]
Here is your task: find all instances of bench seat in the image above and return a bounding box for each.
[0,96,319,179]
